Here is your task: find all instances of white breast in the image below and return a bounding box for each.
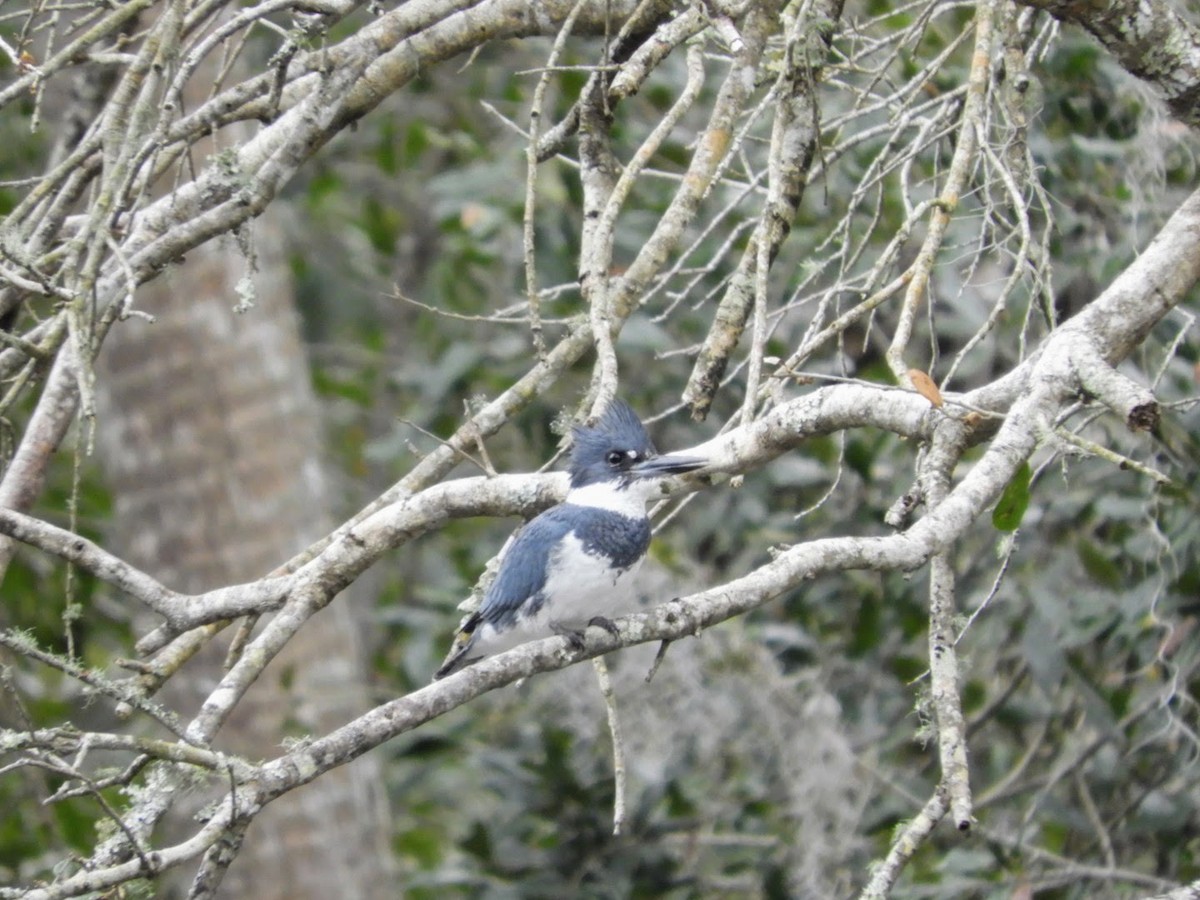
[539,532,645,625]
[468,532,644,661]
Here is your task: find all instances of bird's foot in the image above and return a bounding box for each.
[550,617,621,652]
[549,621,587,651]
[586,615,620,637]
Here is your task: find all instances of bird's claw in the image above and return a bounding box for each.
[550,616,621,651]
[587,615,620,637]
[549,621,587,651]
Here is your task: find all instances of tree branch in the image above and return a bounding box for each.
[1019,0,1200,127]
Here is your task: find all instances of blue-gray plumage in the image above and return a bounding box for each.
[476,505,651,630]
[434,400,704,680]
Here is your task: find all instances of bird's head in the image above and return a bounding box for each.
[568,399,705,490]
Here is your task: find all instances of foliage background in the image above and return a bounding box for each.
[0,0,1198,897]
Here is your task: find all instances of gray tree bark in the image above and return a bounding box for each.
[95,219,394,898]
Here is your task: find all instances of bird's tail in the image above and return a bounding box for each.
[432,614,481,680]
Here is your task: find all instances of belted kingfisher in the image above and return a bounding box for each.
[434,400,705,680]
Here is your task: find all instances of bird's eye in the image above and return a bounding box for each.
[606,450,624,467]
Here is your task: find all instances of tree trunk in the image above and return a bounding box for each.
[95,220,394,898]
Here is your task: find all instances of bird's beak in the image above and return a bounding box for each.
[632,453,707,478]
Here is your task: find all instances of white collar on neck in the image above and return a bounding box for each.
[565,481,650,517]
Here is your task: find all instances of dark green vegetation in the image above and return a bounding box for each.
[0,1,1198,897]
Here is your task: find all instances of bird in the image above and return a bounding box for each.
[434,399,705,680]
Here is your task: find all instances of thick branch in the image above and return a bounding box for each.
[0,507,292,627]
[1069,339,1161,431]
[1020,0,1200,127]
[963,186,1200,414]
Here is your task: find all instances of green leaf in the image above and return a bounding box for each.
[312,369,373,406]
[375,121,398,175]
[361,196,400,254]
[395,826,443,868]
[305,168,341,208]
[992,461,1032,531]
[402,122,428,165]
[1077,537,1123,588]
[460,821,492,864]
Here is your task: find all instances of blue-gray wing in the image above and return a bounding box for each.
[477,506,579,629]
[433,509,575,679]
[433,504,651,680]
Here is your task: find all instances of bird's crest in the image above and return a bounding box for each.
[568,399,657,488]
